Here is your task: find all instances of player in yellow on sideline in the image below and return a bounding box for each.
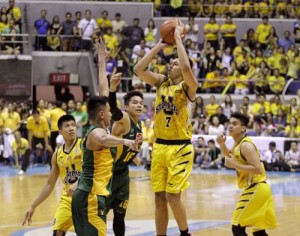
[216,112,277,236]
[134,19,198,236]
[22,115,83,236]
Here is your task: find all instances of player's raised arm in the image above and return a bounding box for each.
[108,73,130,136]
[22,151,60,226]
[95,37,110,97]
[134,40,167,87]
[174,20,198,101]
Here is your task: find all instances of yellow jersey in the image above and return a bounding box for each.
[26,116,50,138]
[204,23,219,41]
[78,126,115,196]
[205,103,219,118]
[154,80,193,141]
[1,112,21,131]
[12,138,29,156]
[12,6,22,21]
[56,138,83,197]
[221,23,237,38]
[252,102,271,115]
[233,136,266,189]
[49,108,66,132]
[256,23,271,44]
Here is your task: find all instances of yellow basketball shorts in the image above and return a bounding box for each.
[151,142,194,193]
[232,182,277,230]
[53,195,74,232]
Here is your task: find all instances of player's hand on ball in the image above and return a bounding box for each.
[157,39,170,49]
[174,20,184,40]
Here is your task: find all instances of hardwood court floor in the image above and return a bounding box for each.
[0,166,299,236]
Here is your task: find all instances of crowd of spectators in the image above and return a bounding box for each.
[0,1,300,173]
[193,136,300,171]
[192,92,300,137]
[1,1,300,94]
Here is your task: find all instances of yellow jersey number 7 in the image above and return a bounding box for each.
[166,116,171,127]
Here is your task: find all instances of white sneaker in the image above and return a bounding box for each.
[18,170,25,175]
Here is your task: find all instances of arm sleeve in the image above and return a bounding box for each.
[109,91,123,121]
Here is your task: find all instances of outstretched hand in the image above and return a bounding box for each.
[22,206,35,226]
[110,73,122,92]
[124,139,140,151]
[94,37,110,61]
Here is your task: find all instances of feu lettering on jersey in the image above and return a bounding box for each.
[56,138,83,196]
[113,118,143,173]
[154,80,193,140]
[233,136,266,189]
[78,126,115,196]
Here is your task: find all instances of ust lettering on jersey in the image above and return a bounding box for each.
[64,163,81,184]
[156,95,179,115]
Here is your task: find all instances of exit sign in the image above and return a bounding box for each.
[49,73,79,85]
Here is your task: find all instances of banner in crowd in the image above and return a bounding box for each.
[192,135,299,156]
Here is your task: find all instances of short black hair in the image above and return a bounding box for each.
[32,109,40,115]
[230,112,249,127]
[123,91,143,106]
[87,96,109,121]
[208,139,215,145]
[56,101,63,108]
[269,141,276,147]
[58,114,76,130]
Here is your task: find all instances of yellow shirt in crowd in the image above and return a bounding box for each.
[49,108,66,132]
[0,112,21,131]
[27,116,50,139]
[204,23,219,41]
[12,138,29,156]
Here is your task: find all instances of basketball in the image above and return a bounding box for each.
[160,19,186,45]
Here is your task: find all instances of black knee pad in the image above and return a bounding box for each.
[253,230,268,236]
[232,225,247,236]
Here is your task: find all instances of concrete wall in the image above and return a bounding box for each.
[32,51,98,94]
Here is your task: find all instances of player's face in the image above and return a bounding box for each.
[167,59,182,80]
[228,117,246,137]
[126,96,143,117]
[60,120,77,140]
[102,103,112,128]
